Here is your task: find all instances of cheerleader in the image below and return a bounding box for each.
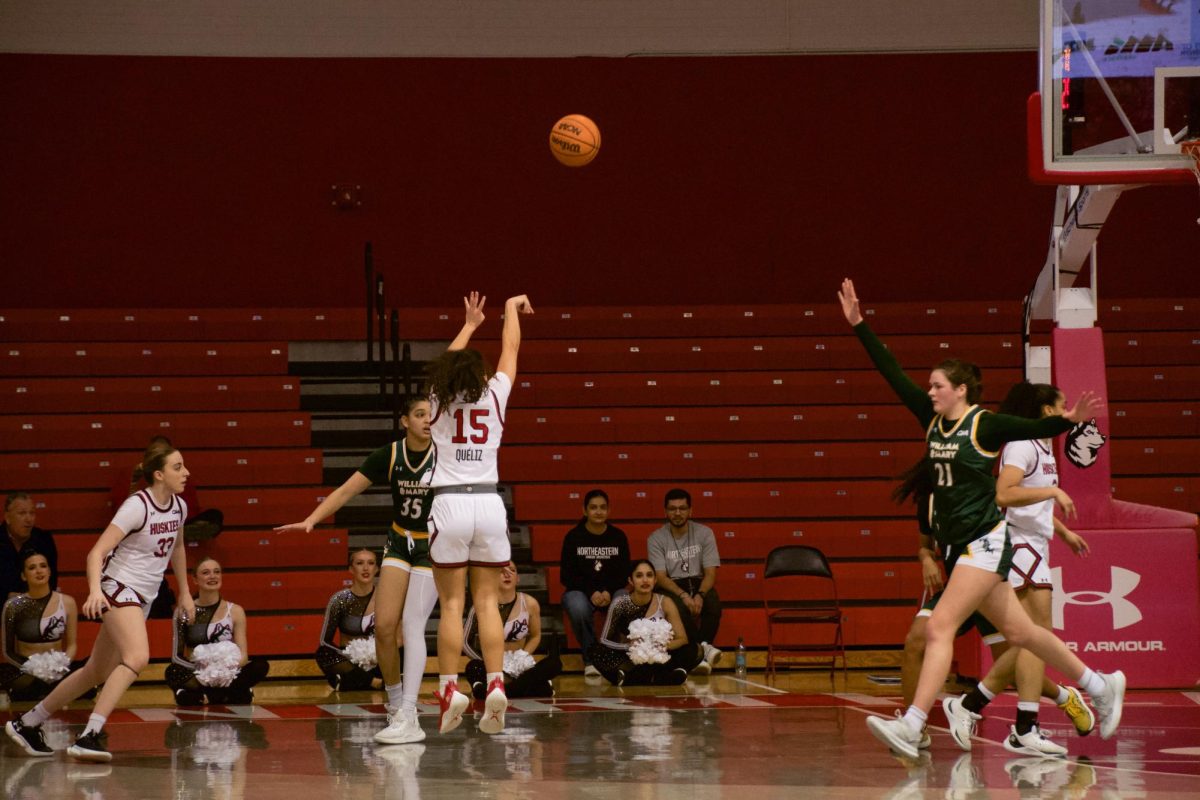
[5,438,195,762]
[315,549,382,691]
[462,561,561,698]
[0,550,77,702]
[426,292,532,736]
[166,557,269,705]
[587,560,702,686]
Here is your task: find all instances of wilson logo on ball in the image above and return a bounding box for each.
[549,114,600,167]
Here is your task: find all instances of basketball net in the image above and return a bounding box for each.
[1183,141,1200,225]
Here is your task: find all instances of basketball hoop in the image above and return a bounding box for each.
[1182,141,1200,225]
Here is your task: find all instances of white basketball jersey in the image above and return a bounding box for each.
[429,371,511,486]
[1000,438,1057,540]
[103,489,187,598]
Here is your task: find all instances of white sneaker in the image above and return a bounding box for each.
[692,660,712,675]
[1089,670,1126,740]
[866,715,922,760]
[942,695,981,752]
[892,712,931,750]
[703,643,723,669]
[374,709,426,745]
[1003,724,1068,757]
[477,678,507,735]
[435,682,470,734]
[583,664,601,678]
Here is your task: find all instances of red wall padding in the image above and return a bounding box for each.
[4,52,1197,310]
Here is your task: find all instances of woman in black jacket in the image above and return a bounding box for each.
[558,489,630,677]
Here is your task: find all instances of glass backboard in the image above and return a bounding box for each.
[1037,0,1200,182]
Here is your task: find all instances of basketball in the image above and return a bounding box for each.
[549,114,600,167]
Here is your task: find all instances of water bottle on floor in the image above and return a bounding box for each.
[735,637,747,677]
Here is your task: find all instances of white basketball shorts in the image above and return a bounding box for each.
[1007,528,1053,591]
[429,493,510,568]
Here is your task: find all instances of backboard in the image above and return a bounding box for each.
[1035,0,1200,183]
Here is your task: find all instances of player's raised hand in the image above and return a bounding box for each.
[506,294,534,314]
[1063,390,1105,423]
[838,278,863,326]
[463,291,486,328]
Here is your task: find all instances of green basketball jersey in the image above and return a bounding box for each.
[357,440,434,533]
[926,404,1003,547]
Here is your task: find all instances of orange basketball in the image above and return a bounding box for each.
[549,114,601,167]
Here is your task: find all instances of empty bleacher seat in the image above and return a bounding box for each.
[0,376,301,413]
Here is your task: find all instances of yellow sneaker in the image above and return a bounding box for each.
[1056,686,1096,737]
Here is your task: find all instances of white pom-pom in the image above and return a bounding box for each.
[20,650,71,683]
[626,618,673,665]
[502,649,536,677]
[343,636,378,671]
[193,640,243,688]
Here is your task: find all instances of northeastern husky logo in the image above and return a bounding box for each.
[1065,419,1106,468]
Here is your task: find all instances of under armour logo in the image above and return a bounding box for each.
[1051,566,1142,630]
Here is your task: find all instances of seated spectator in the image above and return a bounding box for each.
[558,489,630,678]
[0,549,77,702]
[109,436,224,542]
[586,560,702,686]
[463,561,561,699]
[1,493,58,601]
[647,488,723,673]
[315,549,382,691]
[165,557,269,705]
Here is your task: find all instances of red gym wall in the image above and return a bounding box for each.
[2,52,1196,310]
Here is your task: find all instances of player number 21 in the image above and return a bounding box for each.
[933,462,954,487]
[451,408,490,444]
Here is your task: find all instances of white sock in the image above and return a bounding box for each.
[901,706,927,733]
[21,702,50,728]
[977,683,996,702]
[385,682,404,711]
[1078,668,1105,696]
[439,674,458,693]
[84,713,107,736]
[1017,700,1040,713]
[1054,686,1070,704]
[486,671,504,691]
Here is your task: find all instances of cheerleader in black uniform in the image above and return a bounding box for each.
[0,550,77,702]
[166,557,269,705]
[462,562,561,698]
[588,560,702,686]
[316,549,382,691]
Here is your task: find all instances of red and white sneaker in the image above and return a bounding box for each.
[477,678,508,735]
[435,681,470,734]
